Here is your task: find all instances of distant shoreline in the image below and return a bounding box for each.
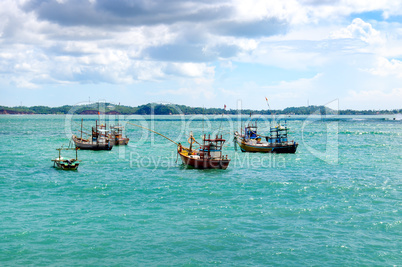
[0,113,400,117]
[1,103,401,116]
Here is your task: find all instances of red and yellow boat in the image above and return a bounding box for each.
[178,134,230,169]
[127,122,231,170]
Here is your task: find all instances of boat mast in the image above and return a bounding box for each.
[218,104,226,135]
[189,132,193,151]
[265,97,274,127]
[81,118,83,140]
[203,134,206,160]
[202,105,205,136]
[219,134,223,158]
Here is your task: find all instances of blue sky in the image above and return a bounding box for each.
[1,0,402,110]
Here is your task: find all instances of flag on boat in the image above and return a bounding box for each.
[265,97,268,101]
[224,104,226,110]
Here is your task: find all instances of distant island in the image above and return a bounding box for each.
[0,103,401,115]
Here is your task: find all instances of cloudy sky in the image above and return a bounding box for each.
[1,0,402,110]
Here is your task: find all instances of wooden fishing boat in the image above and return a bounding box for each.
[127,122,230,170]
[110,125,129,145]
[72,119,113,150]
[234,121,298,153]
[52,147,80,170]
[72,135,113,150]
[178,133,230,169]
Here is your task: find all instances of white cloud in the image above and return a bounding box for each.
[344,88,402,109]
[241,43,325,70]
[11,76,39,89]
[0,0,395,88]
[153,86,216,100]
[219,60,236,70]
[218,87,241,97]
[232,0,402,27]
[0,0,402,109]
[341,0,402,18]
[166,63,215,78]
[363,57,402,78]
[223,74,324,109]
[232,0,307,25]
[330,18,384,44]
[263,73,322,98]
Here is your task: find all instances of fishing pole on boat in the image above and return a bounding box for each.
[76,130,92,136]
[217,104,226,135]
[188,133,201,146]
[73,121,91,131]
[126,121,179,146]
[265,97,274,126]
[265,97,271,111]
[202,105,205,136]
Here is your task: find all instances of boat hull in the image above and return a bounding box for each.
[235,138,298,153]
[114,138,129,146]
[179,152,230,169]
[74,142,113,150]
[53,160,79,170]
[72,136,113,150]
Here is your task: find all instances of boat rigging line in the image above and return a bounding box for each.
[265,97,274,126]
[202,105,205,136]
[217,104,226,135]
[126,121,179,146]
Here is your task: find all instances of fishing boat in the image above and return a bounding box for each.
[178,133,230,169]
[110,125,129,145]
[51,147,80,170]
[127,122,231,170]
[72,119,113,150]
[234,120,298,153]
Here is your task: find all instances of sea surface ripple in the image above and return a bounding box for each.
[0,115,401,265]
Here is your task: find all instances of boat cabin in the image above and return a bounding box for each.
[199,134,226,159]
[244,122,258,140]
[92,121,109,141]
[111,125,124,139]
[267,123,289,144]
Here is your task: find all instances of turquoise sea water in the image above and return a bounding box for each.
[0,114,401,265]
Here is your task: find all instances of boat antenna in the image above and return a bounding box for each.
[217,104,226,135]
[239,100,242,136]
[127,121,179,146]
[202,105,205,136]
[265,97,274,126]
